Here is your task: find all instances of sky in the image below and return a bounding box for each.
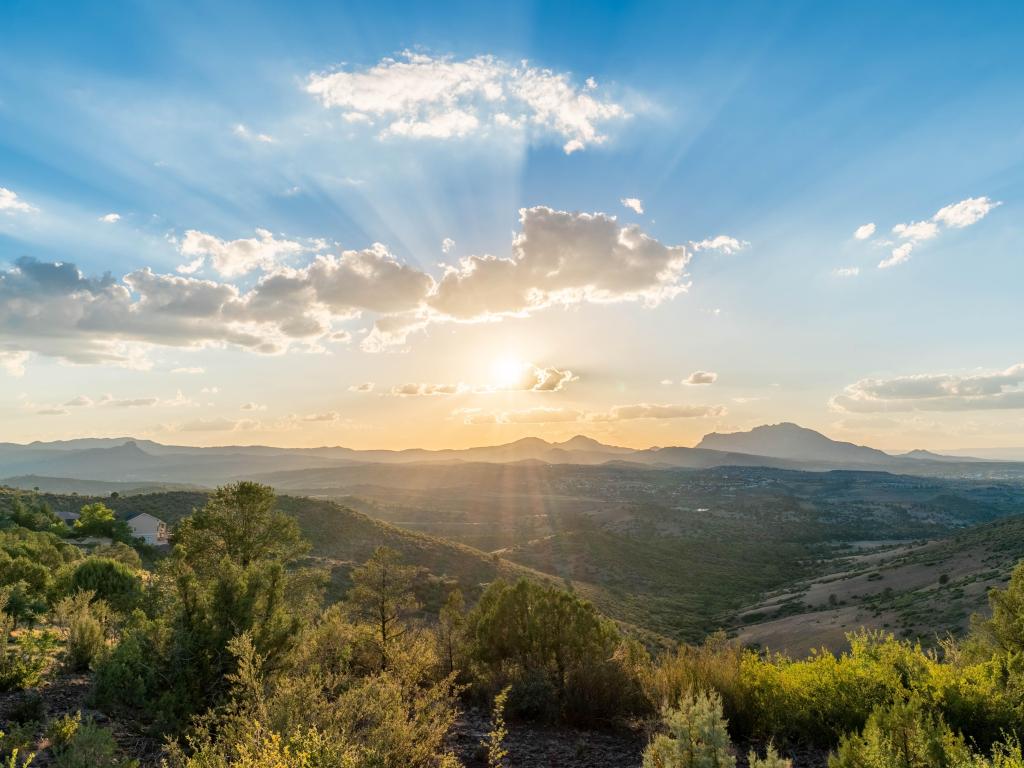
[1,0,1022,452]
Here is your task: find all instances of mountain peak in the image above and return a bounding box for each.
[696,423,891,465]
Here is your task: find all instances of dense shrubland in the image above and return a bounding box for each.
[4,484,1024,765]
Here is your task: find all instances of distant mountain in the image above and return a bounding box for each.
[696,422,892,465]
[899,449,987,463]
[2,428,1024,487]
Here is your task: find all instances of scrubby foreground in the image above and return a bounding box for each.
[4,483,1024,766]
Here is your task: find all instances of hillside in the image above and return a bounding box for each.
[736,513,1024,654]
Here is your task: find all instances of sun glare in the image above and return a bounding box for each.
[491,357,526,388]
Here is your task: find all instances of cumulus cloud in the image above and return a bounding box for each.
[99,213,121,223]
[0,187,37,214]
[306,51,629,154]
[831,363,1024,412]
[348,382,375,393]
[875,196,1000,269]
[178,228,306,277]
[621,198,644,214]
[933,197,1001,228]
[853,223,876,240]
[691,235,749,255]
[684,370,718,385]
[879,242,914,269]
[427,206,690,322]
[2,206,702,369]
[441,238,455,253]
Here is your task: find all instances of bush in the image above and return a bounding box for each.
[642,689,736,768]
[53,559,142,614]
[828,696,972,767]
[465,579,639,723]
[0,614,57,692]
[48,712,135,768]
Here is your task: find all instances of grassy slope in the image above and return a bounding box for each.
[737,513,1024,654]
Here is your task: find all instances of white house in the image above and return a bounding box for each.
[127,512,169,545]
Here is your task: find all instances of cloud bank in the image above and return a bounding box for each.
[831,363,1024,412]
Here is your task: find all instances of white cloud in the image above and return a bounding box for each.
[64,395,94,407]
[892,220,939,242]
[0,187,37,214]
[684,370,718,385]
[835,266,860,278]
[240,401,267,411]
[621,197,644,214]
[427,206,690,323]
[879,243,914,269]
[178,228,306,277]
[171,367,205,374]
[99,213,121,223]
[234,123,275,143]
[442,237,455,253]
[98,395,159,408]
[853,223,876,240]
[306,51,629,154]
[831,363,1024,412]
[691,235,749,255]
[0,351,30,377]
[348,382,375,393]
[0,205,704,369]
[933,196,1001,228]
[37,407,68,416]
[876,196,1000,269]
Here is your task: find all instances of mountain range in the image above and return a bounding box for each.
[2,423,1021,488]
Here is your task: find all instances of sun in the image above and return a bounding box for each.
[490,357,527,389]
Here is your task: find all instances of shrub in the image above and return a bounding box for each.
[49,713,135,768]
[54,592,110,671]
[642,689,736,768]
[465,579,637,723]
[53,559,142,614]
[828,696,972,767]
[0,615,57,692]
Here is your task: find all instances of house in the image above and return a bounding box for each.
[55,509,80,528]
[127,512,169,545]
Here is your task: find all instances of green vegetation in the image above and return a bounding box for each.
[5,481,1024,765]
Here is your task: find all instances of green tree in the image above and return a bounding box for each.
[974,562,1024,655]
[173,481,308,570]
[93,482,323,733]
[73,503,129,540]
[642,690,736,768]
[346,546,419,671]
[437,587,466,677]
[828,697,972,768]
[465,579,622,720]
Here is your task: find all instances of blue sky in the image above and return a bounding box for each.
[1,0,1022,450]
